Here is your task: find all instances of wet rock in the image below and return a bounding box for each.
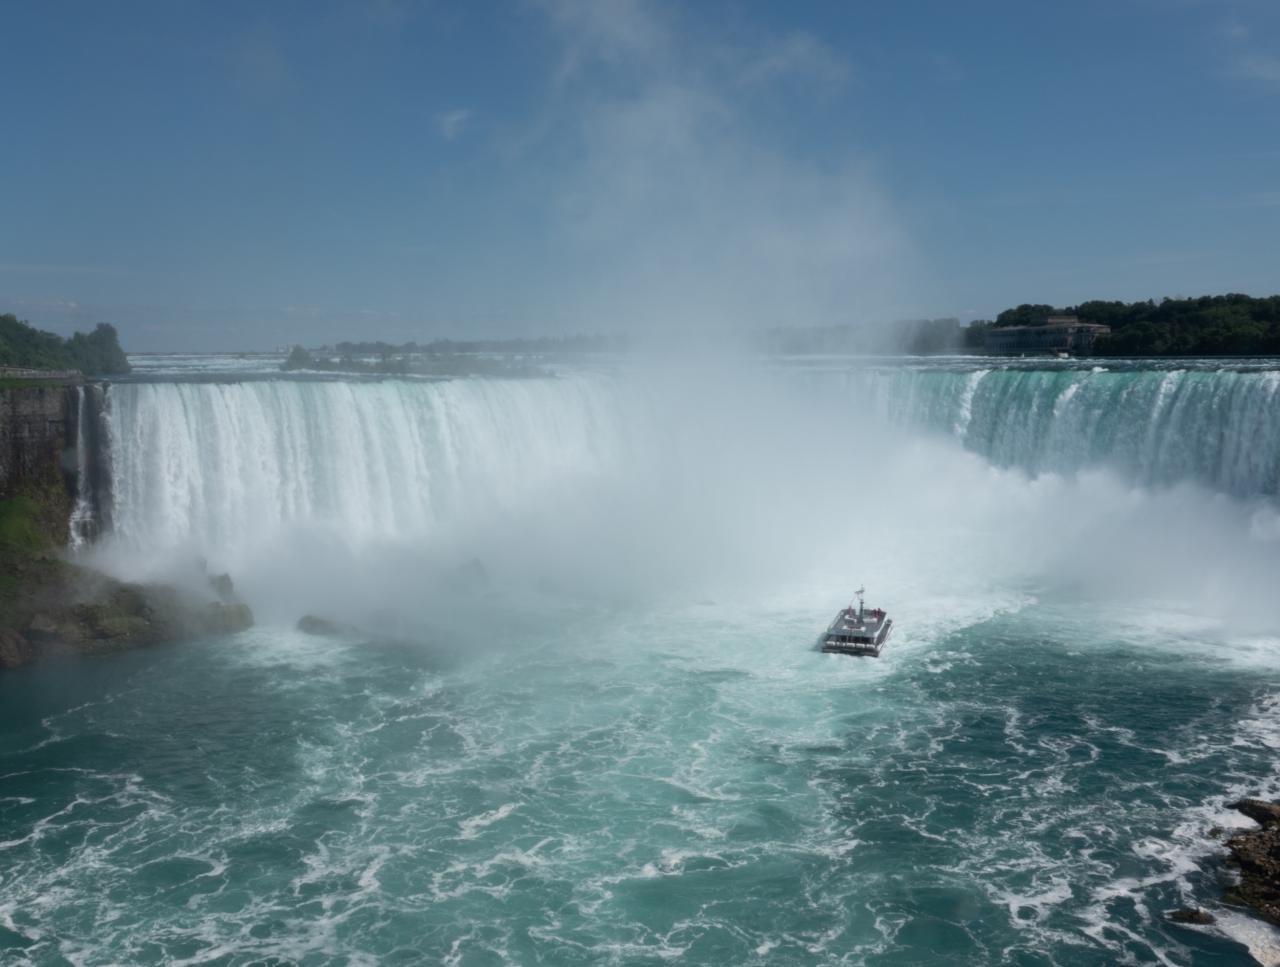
[0,628,33,669]
[297,614,341,636]
[23,613,60,640]
[1230,799,1280,827]
[209,572,235,601]
[207,601,254,634]
[9,574,255,662]
[1224,798,1280,926]
[1168,908,1215,925]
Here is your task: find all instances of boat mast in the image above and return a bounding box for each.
[856,585,865,621]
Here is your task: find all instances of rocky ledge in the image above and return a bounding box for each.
[0,564,253,670]
[1,496,253,670]
[1222,798,1280,925]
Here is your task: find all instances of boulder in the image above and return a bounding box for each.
[297,614,341,636]
[0,628,33,669]
[1224,798,1280,925]
[207,601,254,634]
[1167,908,1215,925]
[209,572,235,601]
[7,572,255,665]
[23,613,61,641]
[1230,799,1280,827]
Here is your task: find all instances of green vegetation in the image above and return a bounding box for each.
[0,379,64,390]
[766,294,1280,356]
[0,494,69,623]
[981,294,1280,355]
[0,497,49,555]
[283,345,314,370]
[962,320,994,351]
[0,313,131,374]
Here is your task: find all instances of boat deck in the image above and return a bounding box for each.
[820,610,893,657]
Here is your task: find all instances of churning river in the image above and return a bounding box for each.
[3,355,1280,965]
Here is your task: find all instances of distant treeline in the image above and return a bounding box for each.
[972,294,1280,355]
[314,333,629,356]
[0,313,131,375]
[281,345,550,379]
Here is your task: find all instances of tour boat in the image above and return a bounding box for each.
[820,587,892,657]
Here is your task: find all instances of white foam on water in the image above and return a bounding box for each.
[458,802,519,840]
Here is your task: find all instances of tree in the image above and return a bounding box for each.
[994,304,1058,328]
[66,323,130,374]
[281,345,315,370]
[0,314,130,374]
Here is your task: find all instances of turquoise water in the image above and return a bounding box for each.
[3,600,1279,964]
[4,357,1280,964]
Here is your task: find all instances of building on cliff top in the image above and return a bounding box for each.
[984,316,1111,355]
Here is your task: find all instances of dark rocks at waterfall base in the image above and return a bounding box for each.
[0,627,34,668]
[210,572,236,602]
[1216,798,1280,926]
[1,560,255,670]
[297,614,343,636]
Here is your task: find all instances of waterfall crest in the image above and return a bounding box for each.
[98,366,1280,558]
[826,366,1280,497]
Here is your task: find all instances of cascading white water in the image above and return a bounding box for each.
[99,365,1280,566]
[103,376,629,556]
[67,384,96,548]
[814,365,1280,497]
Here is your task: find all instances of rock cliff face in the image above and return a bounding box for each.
[0,379,255,671]
[0,381,79,543]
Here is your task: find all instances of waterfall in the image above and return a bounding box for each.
[823,366,1280,497]
[67,383,105,547]
[101,376,628,554]
[95,365,1280,562]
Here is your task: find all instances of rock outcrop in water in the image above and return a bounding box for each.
[1,478,253,669]
[1222,798,1280,925]
[1167,908,1216,925]
[1,559,254,669]
[296,614,343,636]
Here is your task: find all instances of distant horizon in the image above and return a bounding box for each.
[4,1,1278,352]
[11,290,1280,357]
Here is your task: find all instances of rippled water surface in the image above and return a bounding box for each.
[4,597,1280,965]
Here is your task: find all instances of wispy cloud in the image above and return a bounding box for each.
[738,31,852,90]
[1219,16,1249,42]
[1234,52,1280,86]
[1218,15,1280,91]
[436,108,472,141]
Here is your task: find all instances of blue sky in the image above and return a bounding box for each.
[2,0,1278,351]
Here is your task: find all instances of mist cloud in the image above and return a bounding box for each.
[525,0,910,334]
